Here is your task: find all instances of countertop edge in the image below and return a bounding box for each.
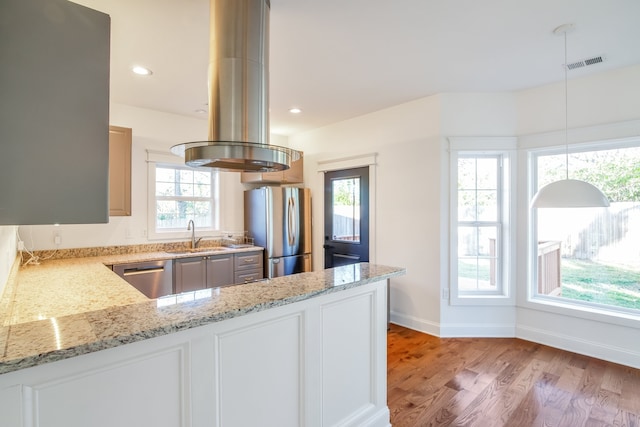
[0,265,405,375]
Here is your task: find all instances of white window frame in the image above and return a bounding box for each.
[146,150,220,240]
[527,136,640,321]
[449,137,516,306]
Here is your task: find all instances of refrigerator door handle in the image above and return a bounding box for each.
[287,196,296,246]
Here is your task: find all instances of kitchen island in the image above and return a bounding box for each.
[0,258,404,427]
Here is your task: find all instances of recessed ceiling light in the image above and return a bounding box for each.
[289,107,302,114]
[132,66,153,76]
[195,109,207,114]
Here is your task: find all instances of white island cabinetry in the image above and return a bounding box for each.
[0,277,392,427]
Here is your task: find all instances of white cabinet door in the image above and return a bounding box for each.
[216,314,302,427]
[32,346,187,427]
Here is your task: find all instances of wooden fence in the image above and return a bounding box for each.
[570,202,640,260]
[538,241,562,295]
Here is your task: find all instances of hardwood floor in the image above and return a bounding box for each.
[387,324,640,427]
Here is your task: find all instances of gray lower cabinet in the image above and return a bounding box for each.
[174,254,233,294]
[234,252,264,284]
[207,255,235,288]
[174,251,265,293]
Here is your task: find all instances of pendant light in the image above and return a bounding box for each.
[530,24,609,208]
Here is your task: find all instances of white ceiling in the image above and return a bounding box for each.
[72,0,640,136]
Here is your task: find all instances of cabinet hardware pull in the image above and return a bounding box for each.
[123,267,164,276]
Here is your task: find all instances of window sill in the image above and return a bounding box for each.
[451,294,515,306]
[521,295,640,329]
[147,229,218,241]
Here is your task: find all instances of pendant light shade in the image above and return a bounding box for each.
[530,179,610,208]
[530,23,609,209]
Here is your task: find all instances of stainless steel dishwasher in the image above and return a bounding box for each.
[112,260,173,299]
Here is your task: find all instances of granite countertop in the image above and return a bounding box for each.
[1,245,265,326]
[0,252,404,375]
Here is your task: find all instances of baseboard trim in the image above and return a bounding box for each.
[516,324,640,369]
[439,323,516,338]
[353,406,391,427]
[390,312,515,338]
[390,311,440,336]
[390,312,640,369]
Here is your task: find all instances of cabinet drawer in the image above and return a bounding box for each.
[234,268,264,284]
[234,252,264,271]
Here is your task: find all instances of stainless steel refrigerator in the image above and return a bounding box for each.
[244,187,312,278]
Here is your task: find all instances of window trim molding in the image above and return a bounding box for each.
[146,150,219,241]
[448,137,517,306]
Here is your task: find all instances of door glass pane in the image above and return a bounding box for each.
[332,177,360,243]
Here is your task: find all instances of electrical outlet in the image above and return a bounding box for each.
[54,234,61,245]
[18,241,25,251]
[442,288,450,300]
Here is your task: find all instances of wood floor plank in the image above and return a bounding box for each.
[588,388,621,425]
[620,368,640,414]
[387,324,640,427]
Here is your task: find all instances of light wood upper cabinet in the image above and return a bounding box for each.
[240,157,303,184]
[109,126,132,216]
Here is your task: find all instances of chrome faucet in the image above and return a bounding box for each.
[187,219,202,248]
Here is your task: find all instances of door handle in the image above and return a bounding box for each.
[287,196,296,246]
[323,244,334,249]
[334,253,360,260]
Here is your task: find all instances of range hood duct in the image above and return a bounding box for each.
[171,0,301,172]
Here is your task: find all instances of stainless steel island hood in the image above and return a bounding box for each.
[171,0,301,172]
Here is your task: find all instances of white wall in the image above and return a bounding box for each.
[290,96,444,331]
[18,103,246,250]
[516,64,640,135]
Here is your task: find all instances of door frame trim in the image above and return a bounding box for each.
[317,153,377,265]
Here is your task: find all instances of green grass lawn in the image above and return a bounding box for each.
[560,259,640,310]
[458,258,640,311]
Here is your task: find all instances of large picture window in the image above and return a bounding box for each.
[530,140,640,314]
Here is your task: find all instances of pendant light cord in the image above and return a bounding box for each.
[564,31,569,180]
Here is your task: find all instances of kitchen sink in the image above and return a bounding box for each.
[165,247,230,255]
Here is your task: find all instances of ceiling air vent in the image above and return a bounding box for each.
[566,55,605,70]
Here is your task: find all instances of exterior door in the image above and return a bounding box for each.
[324,167,369,268]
